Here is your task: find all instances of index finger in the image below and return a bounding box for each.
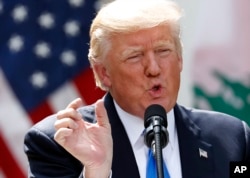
[66,98,83,110]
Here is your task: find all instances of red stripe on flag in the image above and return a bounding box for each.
[0,133,25,178]
[28,101,54,124]
[73,67,105,105]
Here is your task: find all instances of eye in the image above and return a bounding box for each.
[156,48,171,57]
[127,55,139,59]
[126,53,143,61]
[157,48,170,53]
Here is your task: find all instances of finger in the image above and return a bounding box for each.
[66,98,83,110]
[95,99,110,129]
[56,108,82,121]
[54,118,79,130]
[54,128,73,145]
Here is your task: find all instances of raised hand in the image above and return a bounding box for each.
[54,98,113,178]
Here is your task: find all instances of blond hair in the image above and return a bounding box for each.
[88,0,183,90]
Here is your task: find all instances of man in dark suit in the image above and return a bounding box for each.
[24,0,250,177]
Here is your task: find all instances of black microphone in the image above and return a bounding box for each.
[144,104,169,149]
[144,104,169,178]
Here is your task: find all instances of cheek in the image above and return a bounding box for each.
[162,59,182,88]
[166,56,182,73]
[111,67,144,92]
[116,70,139,85]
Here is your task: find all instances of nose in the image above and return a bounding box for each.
[144,52,161,77]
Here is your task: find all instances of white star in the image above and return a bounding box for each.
[64,20,80,37]
[8,34,24,52]
[30,71,47,89]
[60,50,77,66]
[38,12,55,29]
[34,42,51,58]
[68,0,85,8]
[12,5,28,23]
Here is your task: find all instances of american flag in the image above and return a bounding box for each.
[0,0,110,177]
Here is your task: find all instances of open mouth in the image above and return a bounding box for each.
[152,84,161,91]
[147,83,163,97]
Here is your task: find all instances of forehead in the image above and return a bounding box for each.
[110,25,174,52]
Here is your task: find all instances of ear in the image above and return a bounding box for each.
[93,63,112,88]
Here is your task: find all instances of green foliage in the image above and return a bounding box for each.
[193,71,250,125]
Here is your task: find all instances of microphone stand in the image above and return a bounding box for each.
[151,118,165,178]
[144,104,169,178]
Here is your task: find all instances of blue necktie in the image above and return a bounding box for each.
[146,149,170,178]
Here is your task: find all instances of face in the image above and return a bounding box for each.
[95,25,182,118]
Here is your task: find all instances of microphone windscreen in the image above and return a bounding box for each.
[144,104,167,128]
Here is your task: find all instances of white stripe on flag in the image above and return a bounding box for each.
[48,81,83,112]
[0,69,32,174]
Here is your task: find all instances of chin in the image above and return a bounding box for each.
[148,99,172,112]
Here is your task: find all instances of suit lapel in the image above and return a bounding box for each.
[174,105,215,178]
[103,94,215,178]
[104,93,140,178]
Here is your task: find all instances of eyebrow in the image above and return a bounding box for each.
[121,46,143,58]
[121,40,175,58]
[153,40,174,48]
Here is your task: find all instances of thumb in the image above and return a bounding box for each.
[95,99,110,129]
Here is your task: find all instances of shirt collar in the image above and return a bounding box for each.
[113,100,176,150]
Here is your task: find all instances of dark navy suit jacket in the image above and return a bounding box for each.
[24,93,250,178]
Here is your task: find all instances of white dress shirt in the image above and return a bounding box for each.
[114,101,182,178]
